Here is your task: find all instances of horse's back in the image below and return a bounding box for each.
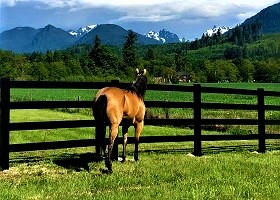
[95,87,123,100]
[95,87,145,124]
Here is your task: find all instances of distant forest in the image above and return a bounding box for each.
[0,22,280,83]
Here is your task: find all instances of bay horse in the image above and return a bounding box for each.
[93,69,147,173]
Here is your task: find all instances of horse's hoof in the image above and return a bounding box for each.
[101,168,112,174]
[96,157,103,162]
[134,155,139,161]
[119,157,125,163]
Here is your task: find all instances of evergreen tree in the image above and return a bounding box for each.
[145,47,156,61]
[89,35,120,74]
[47,61,67,81]
[174,46,187,72]
[46,51,54,63]
[122,30,138,72]
[30,62,49,81]
[89,35,103,68]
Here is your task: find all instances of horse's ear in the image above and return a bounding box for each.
[143,69,147,75]
[136,68,140,74]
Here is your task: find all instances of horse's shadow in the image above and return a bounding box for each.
[10,142,280,172]
[11,152,102,172]
[53,153,101,172]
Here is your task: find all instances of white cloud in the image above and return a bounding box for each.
[111,14,177,23]
[237,12,258,22]
[0,0,16,7]
[3,0,279,23]
[4,0,279,10]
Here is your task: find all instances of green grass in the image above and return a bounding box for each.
[10,82,280,129]
[1,109,280,199]
[11,82,280,103]
[2,151,280,200]
[9,109,197,144]
[3,83,280,199]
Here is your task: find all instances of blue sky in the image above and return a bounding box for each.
[1,0,279,40]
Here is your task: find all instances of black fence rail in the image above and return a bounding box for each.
[0,78,280,170]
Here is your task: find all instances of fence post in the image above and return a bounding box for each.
[77,96,80,113]
[111,80,119,160]
[257,88,265,153]
[0,78,10,170]
[193,84,202,156]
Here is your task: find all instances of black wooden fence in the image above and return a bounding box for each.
[0,78,280,170]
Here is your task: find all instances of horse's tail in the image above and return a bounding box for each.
[93,95,107,159]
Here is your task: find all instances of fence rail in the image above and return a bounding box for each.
[0,78,280,170]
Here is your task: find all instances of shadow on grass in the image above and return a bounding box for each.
[141,143,280,155]
[10,152,101,172]
[9,142,280,171]
[53,153,99,172]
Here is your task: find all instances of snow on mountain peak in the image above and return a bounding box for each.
[204,25,230,37]
[146,31,166,43]
[69,24,98,37]
[145,29,181,43]
[68,30,78,36]
[79,24,97,33]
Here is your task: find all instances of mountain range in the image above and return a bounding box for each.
[0,22,237,53]
[1,2,280,53]
[0,24,178,53]
[0,25,78,53]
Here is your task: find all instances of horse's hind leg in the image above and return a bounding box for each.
[100,128,107,160]
[134,120,144,161]
[122,123,129,162]
[106,123,119,172]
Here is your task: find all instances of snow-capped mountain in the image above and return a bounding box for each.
[69,24,98,37]
[145,29,180,43]
[204,26,230,37]
[146,31,166,43]
[0,23,161,53]
[76,24,160,46]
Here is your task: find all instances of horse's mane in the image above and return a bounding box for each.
[125,75,147,100]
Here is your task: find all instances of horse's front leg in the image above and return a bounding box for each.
[106,123,119,173]
[134,120,144,161]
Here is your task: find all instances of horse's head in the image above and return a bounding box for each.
[135,68,148,87]
[126,68,147,100]
[136,68,147,77]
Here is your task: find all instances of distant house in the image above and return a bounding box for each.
[176,72,191,83]
[154,77,164,84]
[154,77,171,84]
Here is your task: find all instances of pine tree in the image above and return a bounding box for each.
[122,30,138,72]
[89,35,103,67]
[145,47,156,61]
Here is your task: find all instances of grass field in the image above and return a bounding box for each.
[1,109,280,199]
[10,82,280,134]
[11,82,280,102]
[2,83,280,199]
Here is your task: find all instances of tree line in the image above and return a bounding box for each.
[0,30,139,82]
[0,25,279,83]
